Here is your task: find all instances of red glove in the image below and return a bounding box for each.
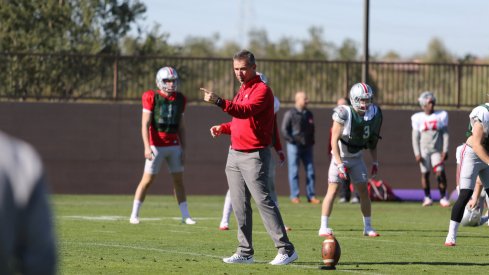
[277,150,286,166]
[337,163,348,180]
[371,161,379,178]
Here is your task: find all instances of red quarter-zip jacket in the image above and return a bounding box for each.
[219,75,274,151]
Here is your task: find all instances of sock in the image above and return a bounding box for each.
[320,216,329,229]
[424,186,431,197]
[363,216,372,229]
[131,200,142,218]
[221,190,233,225]
[448,220,460,237]
[179,201,190,219]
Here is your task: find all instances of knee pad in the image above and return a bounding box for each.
[451,189,474,222]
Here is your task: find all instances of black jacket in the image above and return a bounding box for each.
[281,107,315,147]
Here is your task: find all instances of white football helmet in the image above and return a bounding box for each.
[349,83,373,113]
[461,206,482,226]
[156,66,179,92]
[418,91,436,107]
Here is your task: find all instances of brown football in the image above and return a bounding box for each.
[321,235,341,267]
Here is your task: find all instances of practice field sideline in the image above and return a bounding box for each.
[54,195,489,274]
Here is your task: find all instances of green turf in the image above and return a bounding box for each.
[53,195,489,274]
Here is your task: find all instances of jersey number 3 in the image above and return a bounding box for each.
[363,126,370,139]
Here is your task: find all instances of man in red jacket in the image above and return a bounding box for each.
[201,50,297,265]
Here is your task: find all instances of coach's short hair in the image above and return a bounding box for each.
[233,50,255,66]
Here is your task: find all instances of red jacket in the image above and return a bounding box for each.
[219,75,274,151]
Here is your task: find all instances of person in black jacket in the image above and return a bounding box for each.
[281,91,319,204]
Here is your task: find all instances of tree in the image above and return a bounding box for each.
[299,26,330,60]
[423,37,454,63]
[337,38,358,61]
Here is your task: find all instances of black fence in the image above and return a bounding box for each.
[1,52,488,108]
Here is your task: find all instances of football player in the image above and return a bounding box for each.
[318,83,382,237]
[411,92,450,207]
[129,67,196,225]
[455,144,489,227]
[445,102,489,246]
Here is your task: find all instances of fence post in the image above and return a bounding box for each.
[344,62,350,97]
[456,63,462,108]
[113,56,118,100]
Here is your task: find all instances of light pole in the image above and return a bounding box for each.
[363,0,370,83]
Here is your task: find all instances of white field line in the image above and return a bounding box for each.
[61,241,375,273]
[61,215,218,221]
[61,216,489,249]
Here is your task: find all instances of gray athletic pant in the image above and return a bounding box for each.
[226,148,294,257]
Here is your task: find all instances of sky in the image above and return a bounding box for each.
[139,0,489,58]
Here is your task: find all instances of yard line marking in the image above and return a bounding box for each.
[63,241,359,271]
[61,215,218,221]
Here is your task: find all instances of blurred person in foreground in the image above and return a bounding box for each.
[281,91,319,204]
[445,101,489,246]
[129,66,195,225]
[411,91,450,207]
[0,130,57,275]
[201,49,297,265]
[318,83,382,238]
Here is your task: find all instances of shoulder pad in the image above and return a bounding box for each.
[332,105,349,124]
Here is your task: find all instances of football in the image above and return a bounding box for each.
[322,235,341,267]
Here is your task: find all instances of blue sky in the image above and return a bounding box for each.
[139,0,489,58]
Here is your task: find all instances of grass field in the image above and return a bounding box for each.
[54,195,489,274]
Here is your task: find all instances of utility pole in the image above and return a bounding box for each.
[362,0,370,83]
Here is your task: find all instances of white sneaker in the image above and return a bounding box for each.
[444,234,456,246]
[183,217,196,225]
[339,197,347,203]
[350,197,360,204]
[440,197,451,207]
[363,227,380,237]
[223,253,254,264]
[129,217,140,224]
[318,227,333,237]
[422,197,433,207]
[269,251,298,265]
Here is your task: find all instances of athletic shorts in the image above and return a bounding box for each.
[328,156,368,184]
[458,144,489,190]
[144,145,183,174]
[419,150,443,173]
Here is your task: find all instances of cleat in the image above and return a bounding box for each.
[363,227,380,237]
[269,251,298,265]
[318,227,333,237]
[285,225,292,232]
[338,197,347,203]
[422,197,433,207]
[444,235,456,246]
[183,217,196,225]
[350,197,360,204]
[291,197,301,204]
[440,197,451,207]
[129,217,140,224]
[223,253,254,264]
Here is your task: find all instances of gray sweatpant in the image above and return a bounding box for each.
[226,148,294,257]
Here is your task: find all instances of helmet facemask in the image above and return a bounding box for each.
[156,67,179,93]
